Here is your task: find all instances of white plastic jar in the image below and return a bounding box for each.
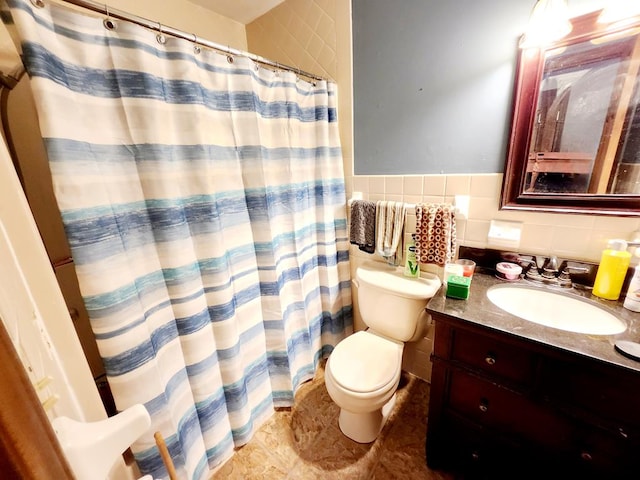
[496,262,522,281]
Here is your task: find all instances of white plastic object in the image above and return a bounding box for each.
[443,263,464,284]
[487,219,522,249]
[496,262,523,281]
[624,265,640,312]
[52,403,151,480]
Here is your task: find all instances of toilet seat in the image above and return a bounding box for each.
[329,331,401,394]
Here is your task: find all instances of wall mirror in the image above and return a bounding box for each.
[501,10,640,216]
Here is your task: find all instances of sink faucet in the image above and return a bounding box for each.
[516,255,590,288]
[541,256,559,279]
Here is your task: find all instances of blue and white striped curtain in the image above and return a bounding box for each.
[5,1,352,478]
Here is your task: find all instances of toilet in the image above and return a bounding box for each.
[324,261,441,443]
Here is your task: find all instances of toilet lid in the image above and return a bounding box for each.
[330,331,400,393]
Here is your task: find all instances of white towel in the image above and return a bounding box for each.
[375,201,407,264]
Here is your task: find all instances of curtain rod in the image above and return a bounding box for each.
[53,0,328,83]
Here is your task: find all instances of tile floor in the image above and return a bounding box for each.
[210,361,454,479]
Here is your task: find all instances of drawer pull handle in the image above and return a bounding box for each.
[619,428,628,439]
[581,452,592,462]
[479,398,489,412]
[485,355,496,365]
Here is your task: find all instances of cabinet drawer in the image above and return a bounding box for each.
[448,369,573,451]
[542,358,640,434]
[436,410,639,479]
[450,327,537,386]
[568,421,640,476]
[437,412,569,480]
[438,413,524,479]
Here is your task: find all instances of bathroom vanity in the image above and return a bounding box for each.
[425,273,640,479]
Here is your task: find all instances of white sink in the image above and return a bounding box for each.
[486,285,626,335]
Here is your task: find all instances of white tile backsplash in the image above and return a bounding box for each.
[468,196,500,221]
[445,175,471,196]
[520,224,554,256]
[403,194,423,205]
[423,194,446,204]
[423,175,446,196]
[384,176,403,195]
[403,176,424,196]
[352,176,368,193]
[551,227,593,258]
[385,194,402,202]
[594,216,640,233]
[465,219,492,243]
[347,172,640,381]
[470,174,502,198]
[369,176,385,194]
[349,174,640,263]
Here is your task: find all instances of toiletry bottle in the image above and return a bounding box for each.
[404,235,420,278]
[623,265,640,312]
[592,239,631,300]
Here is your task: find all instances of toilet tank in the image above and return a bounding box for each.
[355,262,441,341]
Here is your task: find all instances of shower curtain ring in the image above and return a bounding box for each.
[192,34,201,54]
[156,23,166,45]
[103,4,117,31]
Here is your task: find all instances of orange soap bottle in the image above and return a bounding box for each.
[592,239,631,300]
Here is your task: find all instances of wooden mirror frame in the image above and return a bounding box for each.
[501,10,640,216]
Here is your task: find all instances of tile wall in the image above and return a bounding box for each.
[247,1,640,382]
[247,0,353,182]
[345,173,640,381]
[346,173,640,263]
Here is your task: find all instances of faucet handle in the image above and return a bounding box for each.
[516,255,539,270]
[557,265,590,288]
[561,265,589,275]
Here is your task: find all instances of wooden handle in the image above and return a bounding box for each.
[154,431,178,480]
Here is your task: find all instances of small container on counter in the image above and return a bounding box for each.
[623,265,640,312]
[495,262,523,281]
[446,275,471,299]
[443,263,464,285]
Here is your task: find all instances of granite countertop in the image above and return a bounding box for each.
[426,272,640,374]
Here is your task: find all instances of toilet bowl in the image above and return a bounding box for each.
[325,261,441,443]
[325,330,403,443]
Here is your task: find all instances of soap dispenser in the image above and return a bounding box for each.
[592,239,631,300]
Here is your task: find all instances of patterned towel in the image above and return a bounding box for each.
[414,203,457,266]
[349,200,376,253]
[375,201,407,264]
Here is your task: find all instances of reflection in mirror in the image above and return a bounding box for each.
[502,10,640,216]
[527,28,640,194]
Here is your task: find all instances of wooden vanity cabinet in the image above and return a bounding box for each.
[426,314,640,479]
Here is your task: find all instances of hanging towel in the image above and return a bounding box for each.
[414,203,457,266]
[349,200,377,253]
[375,201,407,263]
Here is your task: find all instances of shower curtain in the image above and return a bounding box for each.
[4,1,352,478]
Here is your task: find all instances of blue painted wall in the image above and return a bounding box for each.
[352,0,534,174]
